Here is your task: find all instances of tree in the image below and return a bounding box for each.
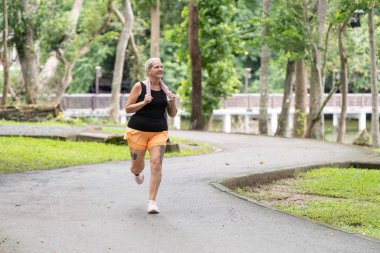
[49,0,114,106]
[368,2,379,147]
[37,0,84,96]
[192,0,241,123]
[4,0,114,106]
[275,60,295,137]
[336,22,348,143]
[150,0,159,57]
[112,1,142,81]
[293,60,307,137]
[173,1,240,128]
[15,0,39,104]
[1,0,9,105]
[304,0,327,139]
[110,0,134,123]
[267,0,307,137]
[259,0,271,134]
[330,1,368,143]
[188,0,202,129]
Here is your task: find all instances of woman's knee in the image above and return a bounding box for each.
[130,158,145,173]
[129,148,146,172]
[150,159,162,173]
[131,164,144,174]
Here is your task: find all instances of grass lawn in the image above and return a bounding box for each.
[236,168,380,240]
[0,136,214,174]
[0,119,214,174]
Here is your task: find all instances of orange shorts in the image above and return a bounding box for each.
[124,128,168,150]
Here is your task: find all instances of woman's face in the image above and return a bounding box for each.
[148,60,164,79]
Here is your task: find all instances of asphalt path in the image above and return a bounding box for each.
[1,130,379,253]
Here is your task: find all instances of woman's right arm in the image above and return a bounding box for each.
[125,82,152,113]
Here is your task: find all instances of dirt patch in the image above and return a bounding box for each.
[243,178,337,206]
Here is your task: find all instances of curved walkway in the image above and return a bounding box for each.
[0,129,379,253]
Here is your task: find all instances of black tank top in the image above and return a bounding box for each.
[127,82,168,132]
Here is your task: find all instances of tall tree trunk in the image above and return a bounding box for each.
[110,0,134,123]
[111,3,142,80]
[51,62,75,106]
[259,0,271,134]
[293,60,307,137]
[368,5,379,147]
[305,81,339,138]
[337,23,348,143]
[305,0,326,139]
[150,0,160,57]
[19,0,39,104]
[37,0,84,95]
[275,60,295,137]
[189,0,202,130]
[1,0,9,105]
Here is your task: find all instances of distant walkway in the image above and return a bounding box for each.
[0,129,379,253]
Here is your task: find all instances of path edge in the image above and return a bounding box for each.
[210,160,380,244]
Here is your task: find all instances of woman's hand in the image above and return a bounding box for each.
[167,93,178,117]
[144,94,153,105]
[125,82,153,113]
[167,92,176,102]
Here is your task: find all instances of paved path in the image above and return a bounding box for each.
[1,130,379,253]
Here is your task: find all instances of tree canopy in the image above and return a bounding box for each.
[0,0,379,137]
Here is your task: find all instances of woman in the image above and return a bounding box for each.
[124,58,177,214]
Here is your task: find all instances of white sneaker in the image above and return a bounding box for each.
[147,200,159,214]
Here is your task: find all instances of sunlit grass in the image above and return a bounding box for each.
[0,137,130,174]
[277,199,380,239]
[235,168,380,239]
[0,136,214,174]
[294,168,380,203]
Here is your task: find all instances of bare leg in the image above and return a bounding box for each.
[148,145,166,201]
[129,148,147,175]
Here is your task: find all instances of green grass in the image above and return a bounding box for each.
[0,136,214,174]
[276,199,380,239]
[294,168,380,203]
[285,168,380,239]
[0,137,130,174]
[235,168,380,239]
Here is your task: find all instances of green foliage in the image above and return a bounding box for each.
[168,1,242,119]
[38,0,73,57]
[268,0,309,59]
[250,55,288,93]
[1,0,379,103]
[7,1,36,57]
[197,0,242,116]
[325,14,377,93]
[230,1,261,92]
[68,31,120,93]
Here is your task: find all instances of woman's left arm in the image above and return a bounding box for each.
[167,98,178,117]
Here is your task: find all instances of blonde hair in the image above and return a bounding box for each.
[144,58,162,75]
